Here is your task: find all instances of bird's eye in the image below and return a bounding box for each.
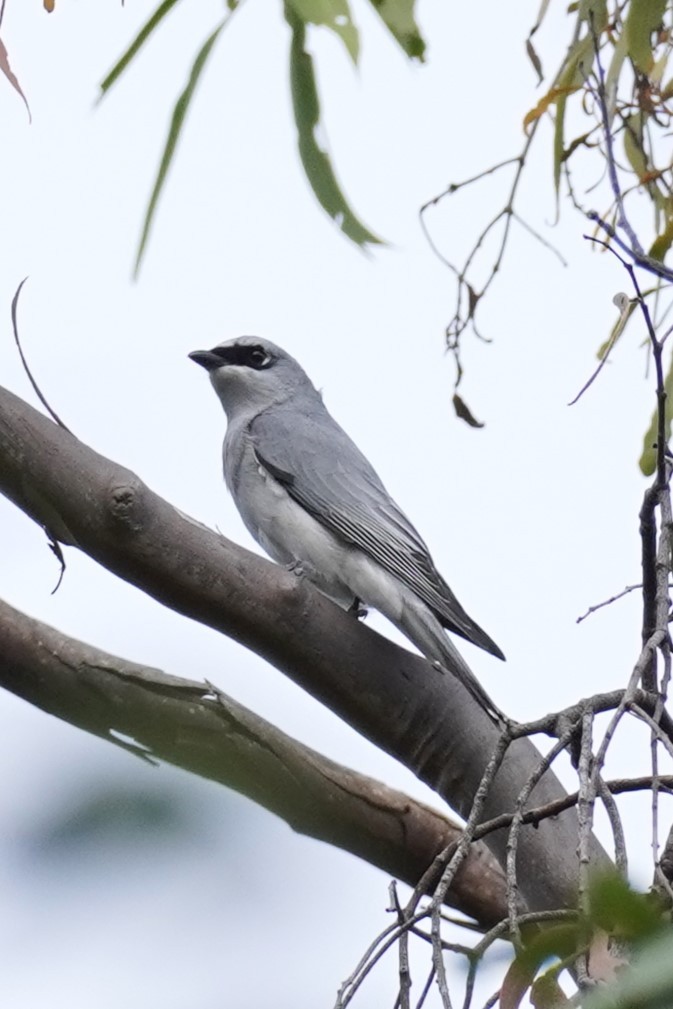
[249,347,269,368]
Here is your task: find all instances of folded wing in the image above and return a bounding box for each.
[251,400,504,661]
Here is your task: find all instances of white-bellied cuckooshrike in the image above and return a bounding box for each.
[189,337,504,716]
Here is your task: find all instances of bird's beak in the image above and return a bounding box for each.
[188,349,225,372]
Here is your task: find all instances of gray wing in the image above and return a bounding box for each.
[250,400,504,660]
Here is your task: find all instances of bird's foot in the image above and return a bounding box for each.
[348,597,369,621]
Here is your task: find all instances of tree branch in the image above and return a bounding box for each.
[0,383,610,913]
[0,595,507,927]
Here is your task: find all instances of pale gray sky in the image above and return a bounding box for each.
[0,2,667,1007]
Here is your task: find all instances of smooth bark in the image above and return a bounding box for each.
[0,385,610,913]
[0,596,507,926]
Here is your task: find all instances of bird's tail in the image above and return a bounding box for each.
[398,596,505,722]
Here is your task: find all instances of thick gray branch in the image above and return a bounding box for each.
[0,385,610,911]
[0,596,506,926]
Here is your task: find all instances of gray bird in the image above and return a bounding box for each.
[189,337,504,715]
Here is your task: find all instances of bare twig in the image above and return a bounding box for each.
[10,279,72,432]
[576,584,642,624]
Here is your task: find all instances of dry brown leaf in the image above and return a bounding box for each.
[0,37,31,121]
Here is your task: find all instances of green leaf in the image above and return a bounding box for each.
[639,349,673,475]
[285,0,359,63]
[588,874,663,940]
[366,0,426,61]
[624,0,667,75]
[649,212,673,261]
[500,924,579,1009]
[623,112,648,181]
[133,16,232,278]
[605,26,629,124]
[286,7,382,247]
[100,0,183,98]
[579,0,608,32]
[552,33,594,197]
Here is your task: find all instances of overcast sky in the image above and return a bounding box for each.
[0,2,669,1007]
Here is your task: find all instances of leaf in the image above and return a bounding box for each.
[579,0,608,32]
[639,350,673,475]
[649,214,673,262]
[624,0,667,75]
[133,16,231,277]
[285,0,359,63]
[526,37,544,84]
[286,7,382,247]
[553,94,567,200]
[0,37,31,122]
[551,33,594,196]
[100,0,183,98]
[623,112,649,182]
[530,972,570,1008]
[500,924,579,1009]
[452,393,484,429]
[605,26,629,124]
[529,0,553,37]
[523,85,578,134]
[588,873,663,940]
[366,0,426,61]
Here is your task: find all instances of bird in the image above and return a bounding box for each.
[189,336,505,717]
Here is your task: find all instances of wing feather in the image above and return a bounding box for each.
[251,401,504,659]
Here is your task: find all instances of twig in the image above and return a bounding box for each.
[11,278,72,432]
[576,583,642,624]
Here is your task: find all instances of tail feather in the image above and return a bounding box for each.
[434,579,506,661]
[397,596,505,722]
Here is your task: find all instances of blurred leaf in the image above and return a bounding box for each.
[0,37,31,122]
[624,0,667,75]
[452,392,484,428]
[530,972,570,1008]
[551,33,594,196]
[640,351,673,475]
[526,37,544,84]
[553,94,567,199]
[579,0,608,32]
[588,873,664,940]
[133,16,232,277]
[286,0,359,63]
[649,213,673,261]
[286,7,382,246]
[597,292,635,359]
[623,112,649,182]
[523,85,578,134]
[100,0,183,97]
[650,45,670,84]
[529,0,553,36]
[500,924,579,1009]
[366,0,426,60]
[586,929,673,1009]
[605,28,629,124]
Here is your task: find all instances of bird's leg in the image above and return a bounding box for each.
[286,558,321,582]
[348,597,369,621]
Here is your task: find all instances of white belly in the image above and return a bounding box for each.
[231,452,405,619]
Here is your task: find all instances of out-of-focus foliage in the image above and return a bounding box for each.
[500,873,672,1009]
[96,0,426,275]
[419,1,673,454]
[527,1,673,474]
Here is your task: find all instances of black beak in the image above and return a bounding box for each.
[188,349,225,372]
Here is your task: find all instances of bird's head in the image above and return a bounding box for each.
[189,336,315,418]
